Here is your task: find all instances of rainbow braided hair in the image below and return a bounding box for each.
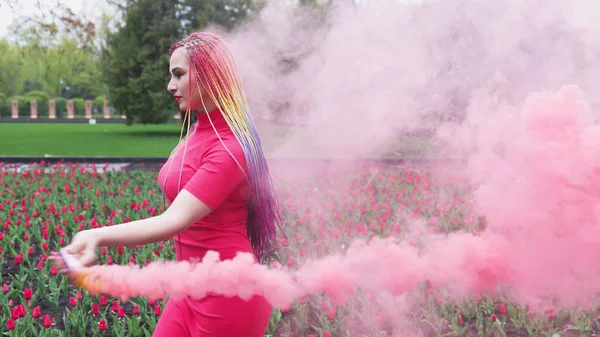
[170,32,282,263]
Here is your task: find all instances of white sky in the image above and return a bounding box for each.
[0,0,114,39]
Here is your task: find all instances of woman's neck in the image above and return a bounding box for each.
[193,101,217,115]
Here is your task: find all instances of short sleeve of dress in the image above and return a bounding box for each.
[183,144,248,210]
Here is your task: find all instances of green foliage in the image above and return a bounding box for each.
[0,36,104,101]
[24,91,50,101]
[102,0,256,125]
[73,98,86,113]
[0,0,263,124]
[0,39,24,97]
[53,97,67,117]
[0,95,9,116]
[24,91,50,117]
[12,96,29,117]
[93,96,106,111]
[102,0,182,125]
[181,0,256,34]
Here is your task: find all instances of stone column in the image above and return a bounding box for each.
[103,100,110,119]
[49,100,56,119]
[85,100,92,118]
[11,100,18,118]
[30,100,38,119]
[67,99,74,119]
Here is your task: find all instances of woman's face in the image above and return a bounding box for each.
[167,47,215,113]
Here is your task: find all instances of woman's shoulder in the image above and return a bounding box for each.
[204,132,246,163]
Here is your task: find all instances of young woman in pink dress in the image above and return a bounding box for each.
[51,31,283,337]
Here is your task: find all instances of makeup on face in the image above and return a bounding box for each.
[170,66,189,104]
[171,67,188,79]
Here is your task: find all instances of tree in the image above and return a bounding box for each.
[181,0,256,34]
[2,0,97,50]
[12,35,104,98]
[0,39,24,97]
[102,0,183,125]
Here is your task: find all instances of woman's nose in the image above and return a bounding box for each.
[167,81,176,93]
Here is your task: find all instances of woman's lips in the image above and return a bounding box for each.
[175,96,182,103]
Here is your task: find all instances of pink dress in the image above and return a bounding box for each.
[153,109,272,337]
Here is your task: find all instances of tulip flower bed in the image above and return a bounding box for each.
[0,160,598,336]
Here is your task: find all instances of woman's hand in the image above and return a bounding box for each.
[49,230,100,274]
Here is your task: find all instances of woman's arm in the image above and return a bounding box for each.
[54,144,247,269]
[94,190,213,247]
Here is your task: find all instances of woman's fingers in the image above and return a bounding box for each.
[79,248,97,267]
[64,242,84,255]
[48,253,68,273]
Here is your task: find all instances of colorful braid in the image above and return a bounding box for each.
[170,32,282,262]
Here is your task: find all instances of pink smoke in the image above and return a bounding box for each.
[70,0,600,332]
[81,86,600,313]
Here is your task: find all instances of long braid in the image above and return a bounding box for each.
[170,32,282,263]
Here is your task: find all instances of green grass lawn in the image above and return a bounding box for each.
[0,123,436,157]
[0,123,182,157]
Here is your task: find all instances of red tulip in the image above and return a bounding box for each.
[133,305,140,315]
[31,306,41,318]
[15,304,26,318]
[91,303,100,315]
[6,318,15,330]
[69,297,77,306]
[98,319,107,331]
[154,305,161,316]
[23,288,32,300]
[498,303,507,315]
[42,315,52,328]
[327,306,336,321]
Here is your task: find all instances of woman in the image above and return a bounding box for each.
[50,32,283,337]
